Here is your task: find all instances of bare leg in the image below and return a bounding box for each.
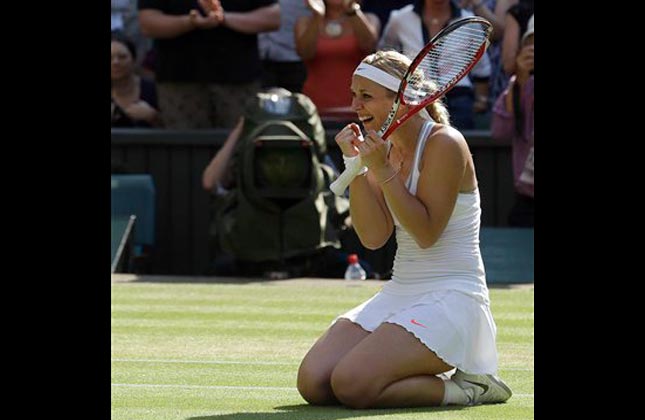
[330,322,454,409]
[373,375,447,407]
[297,318,370,405]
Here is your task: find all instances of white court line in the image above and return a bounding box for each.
[112,358,295,365]
[111,383,534,398]
[112,383,296,391]
[111,358,533,371]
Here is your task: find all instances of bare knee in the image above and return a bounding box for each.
[330,365,378,409]
[297,361,337,405]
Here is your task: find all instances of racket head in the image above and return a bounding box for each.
[400,16,492,108]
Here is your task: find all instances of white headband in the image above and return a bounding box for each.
[353,62,433,121]
[353,63,400,92]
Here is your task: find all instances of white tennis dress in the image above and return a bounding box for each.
[336,120,499,375]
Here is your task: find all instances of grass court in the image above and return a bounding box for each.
[112,275,533,420]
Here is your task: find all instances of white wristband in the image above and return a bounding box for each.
[343,155,368,175]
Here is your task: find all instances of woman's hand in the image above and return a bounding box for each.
[124,100,159,123]
[335,123,363,157]
[342,0,358,14]
[191,0,224,29]
[356,129,389,173]
[306,0,325,17]
[515,43,534,84]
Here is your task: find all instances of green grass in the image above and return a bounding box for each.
[112,279,534,420]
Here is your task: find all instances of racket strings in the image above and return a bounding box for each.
[404,23,489,104]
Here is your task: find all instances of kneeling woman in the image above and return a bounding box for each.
[297,50,512,409]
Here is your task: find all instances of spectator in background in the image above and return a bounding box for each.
[491,15,533,227]
[138,0,280,129]
[501,0,533,77]
[259,0,312,93]
[362,0,413,36]
[295,0,380,120]
[202,116,245,195]
[111,31,162,128]
[112,0,154,70]
[459,0,518,110]
[379,0,491,129]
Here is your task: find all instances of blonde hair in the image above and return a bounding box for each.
[362,50,451,126]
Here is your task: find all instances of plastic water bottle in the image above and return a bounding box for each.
[344,253,366,280]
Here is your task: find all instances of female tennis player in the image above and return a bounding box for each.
[296,50,512,409]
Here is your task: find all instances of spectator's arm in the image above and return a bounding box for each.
[460,0,512,41]
[491,0,516,41]
[138,8,196,39]
[346,8,380,53]
[202,117,244,192]
[501,13,520,75]
[295,14,324,60]
[377,14,401,52]
[222,3,280,34]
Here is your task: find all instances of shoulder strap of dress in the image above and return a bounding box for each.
[407,120,435,189]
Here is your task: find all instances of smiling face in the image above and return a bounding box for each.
[350,75,399,131]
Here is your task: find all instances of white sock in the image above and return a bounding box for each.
[441,379,471,406]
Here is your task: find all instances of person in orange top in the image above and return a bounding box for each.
[295,0,380,119]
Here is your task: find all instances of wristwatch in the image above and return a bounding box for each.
[345,2,361,16]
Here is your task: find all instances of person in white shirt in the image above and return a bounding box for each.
[379,0,492,129]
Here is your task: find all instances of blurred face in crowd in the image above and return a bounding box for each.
[111,40,135,82]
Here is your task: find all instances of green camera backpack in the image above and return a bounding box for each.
[214,89,349,263]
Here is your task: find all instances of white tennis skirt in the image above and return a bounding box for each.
[334,288,499,374]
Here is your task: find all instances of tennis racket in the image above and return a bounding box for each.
[330,16,492,196]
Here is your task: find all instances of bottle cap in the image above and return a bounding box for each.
[348,253,358,264]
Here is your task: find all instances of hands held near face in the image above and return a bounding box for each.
[515,43,534,83]
[190,0,225,29]
[335,123,390,172]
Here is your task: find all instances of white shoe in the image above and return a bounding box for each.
[451,370,512,405]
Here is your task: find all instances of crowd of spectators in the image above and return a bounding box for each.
[112,0,534,228]
[112,0,533,131]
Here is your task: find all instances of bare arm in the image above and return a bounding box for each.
[368,129,467,249]
[335,124,394,249]
[501,13,520,75]
[492,0,517,40]
[138,9,196,39]
[221,3,281,34]
[460,0,516,41]
[202,117,244,192]
[460,0,501,40]
[294,14,324,60]
[345,6,380,53]
[347,172,395,250]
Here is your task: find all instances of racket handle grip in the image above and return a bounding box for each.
[330,156,364,196]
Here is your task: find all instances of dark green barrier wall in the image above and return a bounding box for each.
[111,127,514,275]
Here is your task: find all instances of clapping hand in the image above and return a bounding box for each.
[190,0,224,29]
[306,0,325,17]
